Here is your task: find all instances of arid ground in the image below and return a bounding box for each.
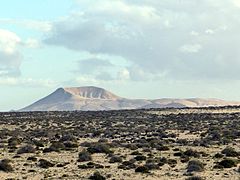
[0,107,239,180]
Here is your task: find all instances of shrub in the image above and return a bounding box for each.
[17,145,36,154]
[130,151,142,155]
[98,139,108,143]
[184,149,200,158]
[125,143,138,150]
[213,164,224,169]
[186,176,203,180]
[157,157,168,166]
[167,159,177,167]
[174,152,183,157]
[8,137,21,147]
[64,141,78,149]
[181,156,190,163]
[78,162,104,169]
[218,159,237,168]
[214,153,224,158]
[156,146,170,151]
[60,134,77,142]
[38,159,55,168]
[50,141,65,150]
[27,156,37,162]
[57,163,68,167]
[221,147,239,157]
[89,171,106,180]
[87,162,104,169]
[80,141,92,147]
[33,140,45,147]
[144,162,159,170]
[135,165,149,173]
[43,142,65,153]
[78,150,92,162]
[158,157,168,163]
[0,159,14,172]
[118,160,136,169]
[134,155,147,161]
[87,143,112,154]
[78,164,89,169]
[109,155,122,163]
[187,160,204,172]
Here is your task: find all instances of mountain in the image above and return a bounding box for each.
[21,86,240,111]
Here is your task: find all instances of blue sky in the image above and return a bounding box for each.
[1,0,240,111]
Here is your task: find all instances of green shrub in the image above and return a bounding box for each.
[38,159,55,168]
[0,159,14,172]
[43,141,65,153]
[27,156,37,162]
[187,160,204,172]
[134,155,146,161]
[214,153,224,158]
[144,162,159,170]
[135,165,149,173]
[186,176,203,180]
[87,143,112,154]
[218,159,237,168]
[157,146,170,151]
[109,155,122,163]
[78,150,92,162]
[17,145,36,154]
[63,141,78,149]
[221,147,239,157]
[184,149,200,158]
[89,171,106,180]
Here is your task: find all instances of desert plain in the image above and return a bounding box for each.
[0,107,239,180]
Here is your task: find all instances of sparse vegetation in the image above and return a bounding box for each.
[221,147,239,157]
[217,159,238,168]
[38,159,55,168]
[109,155,122,163]
[0,107,239,179]
[78,150,92,162]
[87,143,113,154]
[0,159,14,172]
[135,165,149,173]
[17,145,36,154]
[186,176,203,180]
[187,160,204,172]
[89,171,106,180]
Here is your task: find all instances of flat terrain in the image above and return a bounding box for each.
[0,107,240,180]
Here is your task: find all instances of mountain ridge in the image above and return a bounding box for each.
[20,86,240,111]
[63,86,121,100]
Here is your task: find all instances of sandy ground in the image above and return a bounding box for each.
[0,108,239,179]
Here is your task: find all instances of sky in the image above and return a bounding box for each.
[1,0,240,111]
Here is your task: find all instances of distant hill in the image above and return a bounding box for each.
[20,86,240,111]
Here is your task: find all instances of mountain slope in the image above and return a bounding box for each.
[21,86,240,111]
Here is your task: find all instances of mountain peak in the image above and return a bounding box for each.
[20,86,240,111]
[62,86,120,100]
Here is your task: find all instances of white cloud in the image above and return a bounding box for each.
[179,44,202,53]
[0,18,52,32]
[45,0,240,80]
[0,77,57,87]
[24,38,41,48]
[117,68,130,80]
[232,0,240,8]
[75,58,132,81]
[77,58,113,75]
[0,29,21,54]
[205,29,215,35]
[0,29,22,76]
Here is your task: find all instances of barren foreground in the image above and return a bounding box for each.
[0,107,240,180]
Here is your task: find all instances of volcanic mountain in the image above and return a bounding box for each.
[21,86,240,111]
